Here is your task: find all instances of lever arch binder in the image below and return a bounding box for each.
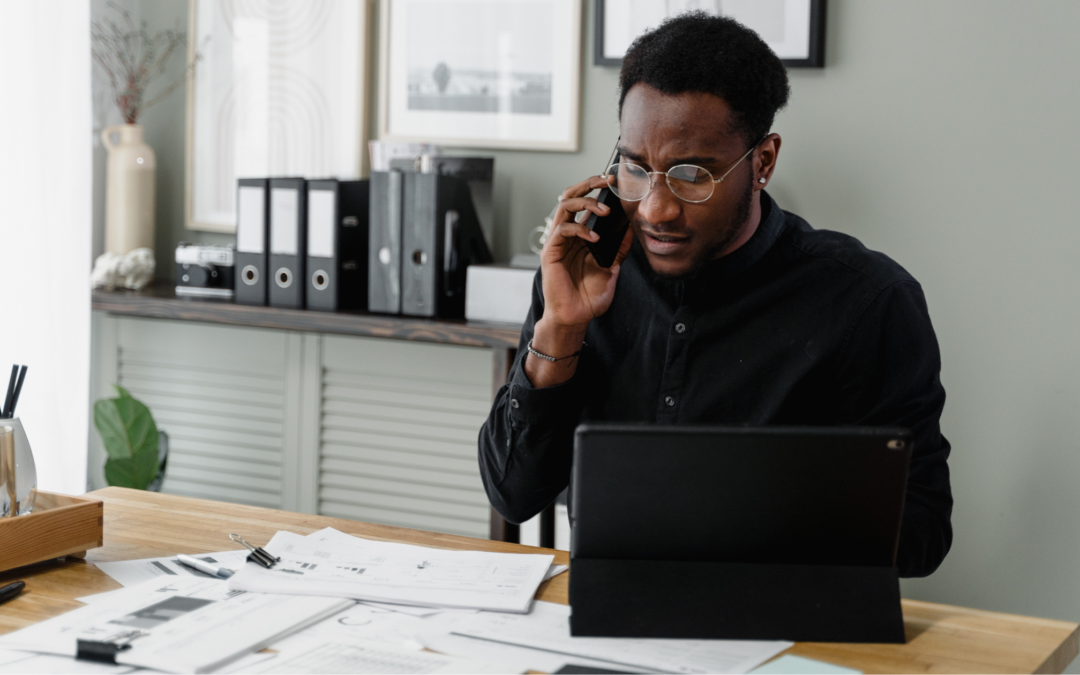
[401,172,493,318]
[306,179,370,312]
[569,424,912,643]
[235,179,269,306]
[368,171,404,314]
[268,178,306,309]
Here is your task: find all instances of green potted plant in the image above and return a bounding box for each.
[94,385,168,491]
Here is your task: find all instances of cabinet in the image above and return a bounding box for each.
[89,287,519,540]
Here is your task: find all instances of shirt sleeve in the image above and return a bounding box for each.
[834,279,953,578]
[477,269,587,524]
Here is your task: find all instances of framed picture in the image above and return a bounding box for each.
[185,0,371,233]
[379,0,582,152]
[595,0,826,69]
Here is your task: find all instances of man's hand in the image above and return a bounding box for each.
[525,175,635,389]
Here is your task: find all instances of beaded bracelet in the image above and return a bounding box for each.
[527,338,586,362]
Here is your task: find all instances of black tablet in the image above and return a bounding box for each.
[570,424,912,567]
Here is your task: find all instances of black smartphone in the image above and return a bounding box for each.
[584,188,630,268]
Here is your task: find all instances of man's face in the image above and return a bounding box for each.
[618,84,766,279]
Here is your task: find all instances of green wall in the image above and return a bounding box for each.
[93,2,1080,665]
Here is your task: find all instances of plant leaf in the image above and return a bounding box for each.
[94,388,159,489]
[104,457,135,488]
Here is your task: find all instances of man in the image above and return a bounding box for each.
[478,14,952,577]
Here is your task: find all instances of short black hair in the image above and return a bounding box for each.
[619,12,791,146]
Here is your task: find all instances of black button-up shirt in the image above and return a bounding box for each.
[478,193,952,578]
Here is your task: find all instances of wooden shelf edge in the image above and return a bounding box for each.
[92,284,523,350]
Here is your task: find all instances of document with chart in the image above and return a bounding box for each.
[0,577,352,674]
[228,529,554,613]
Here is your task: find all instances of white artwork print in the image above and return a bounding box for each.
[383,0,581,151]
[603,0,811,61]
[189,0,366,232]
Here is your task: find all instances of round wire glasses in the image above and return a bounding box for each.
[603,142,760,204]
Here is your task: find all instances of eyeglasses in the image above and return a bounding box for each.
[603,140,762,204]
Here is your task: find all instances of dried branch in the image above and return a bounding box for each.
[91,1,200,124]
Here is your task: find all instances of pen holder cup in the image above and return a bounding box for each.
[1,417,38,516]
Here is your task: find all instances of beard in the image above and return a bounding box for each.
[635,172,756,284]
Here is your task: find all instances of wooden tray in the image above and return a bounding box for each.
[0,491,103,573]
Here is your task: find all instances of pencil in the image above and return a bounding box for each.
[8,366,26,419]
[1,365,17,419]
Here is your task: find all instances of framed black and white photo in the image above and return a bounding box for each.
[379,0,582,151]
[595,0,825,68]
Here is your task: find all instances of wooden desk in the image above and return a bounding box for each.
[1,488,1075,674]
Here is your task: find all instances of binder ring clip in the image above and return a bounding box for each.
[230,533,280,569]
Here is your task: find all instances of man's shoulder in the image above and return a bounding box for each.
[776,209,916,292]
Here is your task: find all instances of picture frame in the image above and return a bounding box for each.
[185,0,371,233]
[379,0,582,152]
[595,0,826,69]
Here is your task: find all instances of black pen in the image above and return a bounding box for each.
[8,365,26,418]
[0,581,25,605]
[1,365,17,418]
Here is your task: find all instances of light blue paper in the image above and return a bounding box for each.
[749,654,862,674]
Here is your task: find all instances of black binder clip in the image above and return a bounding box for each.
[76,630,148,664]
[230,533,280,568]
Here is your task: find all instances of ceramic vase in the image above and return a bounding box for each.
[102,124,156,255]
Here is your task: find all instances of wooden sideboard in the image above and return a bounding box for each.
[91,283,524,543]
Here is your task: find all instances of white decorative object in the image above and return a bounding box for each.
[379,0,582,151]
[186,0,369,233]
[101,124,156,255]
[91,248,156,290]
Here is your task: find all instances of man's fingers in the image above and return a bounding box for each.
[610,226,636,268]
[556,195,610,224]
[547,220,600,246]
[559,174,611,202]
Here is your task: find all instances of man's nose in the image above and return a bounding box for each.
[637,178,682,226]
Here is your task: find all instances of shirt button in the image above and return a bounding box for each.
[665,396,675,407]
[510,398,520,409]
[675,323,686,334]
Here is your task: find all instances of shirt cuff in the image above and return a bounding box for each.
[506,348,584,424]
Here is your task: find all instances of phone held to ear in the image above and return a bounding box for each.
[584,188,629,268]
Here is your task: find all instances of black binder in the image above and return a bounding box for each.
[400,172,492,318]
[306,179,370,312]
[569,425,911,643]
[368,171,404,314]
[235,178,269,306]
[268,178,306,309]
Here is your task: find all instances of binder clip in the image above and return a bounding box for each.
[76,630,148,664]
[230,533,280,568]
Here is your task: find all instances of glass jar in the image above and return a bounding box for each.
[1,418,38,516]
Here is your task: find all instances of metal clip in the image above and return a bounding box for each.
[230,533,280,569]
[76,629,149,664]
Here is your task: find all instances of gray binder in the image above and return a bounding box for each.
[368,171,403,314]
[401,172,492,318]
[235,178,269,306]
[268,178,306,309]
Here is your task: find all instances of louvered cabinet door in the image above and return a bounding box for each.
[318,335,494,538]
[108,317,297,509]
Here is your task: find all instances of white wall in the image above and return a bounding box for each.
[0,0,92,495]
[768,0,1080,647]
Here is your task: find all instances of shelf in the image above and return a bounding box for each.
[92,282,523,350]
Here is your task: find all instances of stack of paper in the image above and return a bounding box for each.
[0,577,352,674]
[417,601,794,674]
[228,528,553,614]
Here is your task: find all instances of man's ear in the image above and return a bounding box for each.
[753,133,782,190]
